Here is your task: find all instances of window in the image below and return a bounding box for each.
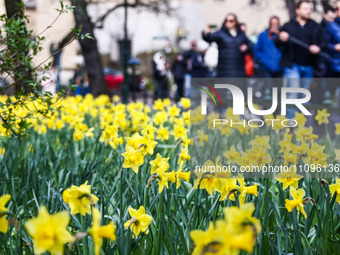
[24,0,36,10]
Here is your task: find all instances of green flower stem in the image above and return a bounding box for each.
[152,194,163,255]
[81,216,89,255]
[143,187,149,209]
[120,167,124,254]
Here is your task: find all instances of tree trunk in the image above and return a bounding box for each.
[5,0,23,19]
[286,0,295,19]
[71,0,108,97]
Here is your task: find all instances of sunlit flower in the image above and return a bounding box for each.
[190,203,261,255]
[285,188,307,218]
[0,194,11,233]
[215,177,239,201]
[149,153,169,174]
[89,208,116,255]
[329,177,340,204]
[175,164,190,189]
[62,181,99,216]
[124,206,152,238]
[121,145,145,174]
[25,206,74,255]
[190,222,226,255]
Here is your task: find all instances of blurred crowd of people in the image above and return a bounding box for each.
[153,0,340,105]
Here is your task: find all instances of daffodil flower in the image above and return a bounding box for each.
[0,194,11,233]
[62,181,99,216]
[25,206,74,255]
[175,164,190,189]
[88,208,116,255]
[124,206,152,238]
[315,108,330,125]
[275,167,303,190]
[121,145,145,174]
[329,177,340,204]
[285,188,307,218]
[149,153,169,174]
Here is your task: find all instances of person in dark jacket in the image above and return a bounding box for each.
[202,13,253,78]
[275,1,327,82]
[172,54,186,101]
[275,0,328,117]
[255,16,283,78]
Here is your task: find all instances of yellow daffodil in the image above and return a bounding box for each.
[178,147,190,164]
[180,98,190,109]
[336,123,340,135]
[89,208,116,255]
[275,168,302,190]
[329,177,340,204]
[156,125,169,141]
[190,222,227,255]
[121,145,145,174]
[285,188,307,218]
[335,149,340,162]
[250,135,271,150]
[315,108,330,125]
[294,112,307,126]
[166,170,176,183]
[194,174,216,195]
[303,143,329,166]
[197,130,208,147]
[62,181,99,216]
[149,153,169,174]
[126,133,158,156]
[191,203,261,255]
[25,206,74,255]
[237,177,258,204]
[124,206,152,238]
[0,194,11,233]
[215,178,239,201]
[175,164,190,189]
[223,203,261,253]
[223,145,240,164]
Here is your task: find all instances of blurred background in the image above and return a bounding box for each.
[1,0,339,104]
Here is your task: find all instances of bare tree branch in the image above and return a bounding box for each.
[93,0,173,28]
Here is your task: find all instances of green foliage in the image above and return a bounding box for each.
[0,125,340,254]
[0,2,80,139]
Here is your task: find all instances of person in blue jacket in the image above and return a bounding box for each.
[325,2,340,103]
[327,3,340,76]
[255,16,283,79]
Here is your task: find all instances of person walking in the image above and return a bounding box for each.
[202,13,253,78]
